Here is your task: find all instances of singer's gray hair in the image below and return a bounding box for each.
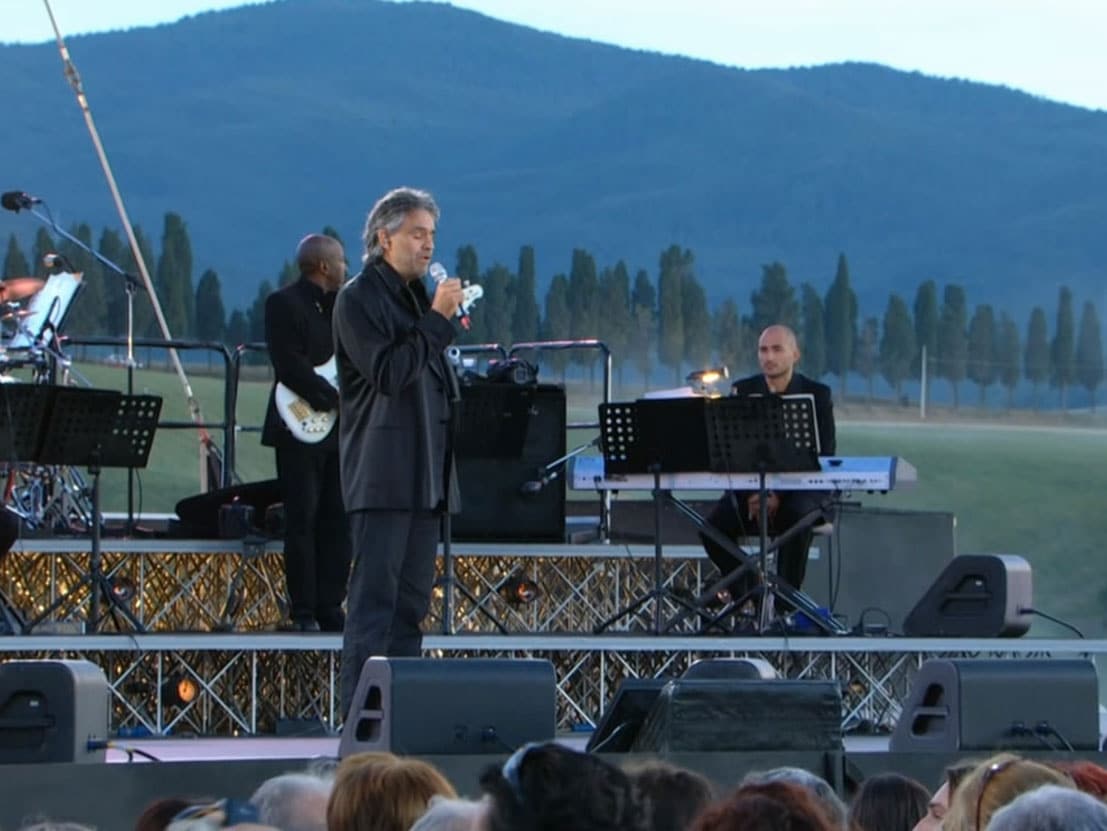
[362,187,440,264]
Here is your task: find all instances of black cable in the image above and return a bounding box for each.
[1021,607,1085,639]
[852,606,893,636]
[88,738,162,762]
[1036,722,1075,752]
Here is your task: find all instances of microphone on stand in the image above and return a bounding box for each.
[1,191,43,212]
[428,261,471,330]
[519,471,557,496]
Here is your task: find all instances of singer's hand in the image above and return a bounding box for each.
[431,277,464,320]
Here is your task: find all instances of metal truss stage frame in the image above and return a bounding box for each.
[1,539,1102,737]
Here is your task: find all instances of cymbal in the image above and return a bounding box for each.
[0,277,45,301]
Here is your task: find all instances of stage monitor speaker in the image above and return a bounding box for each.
[174,479,281,539]
[803,506,956,633]
[585,678,668,753]
[890,658,1099,753]
[0,659,109,764]
[631,679,842,753]
[903,554,1032,638]
[339,657,556,757]
[453,383,566,542]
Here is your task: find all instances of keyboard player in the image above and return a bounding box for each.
[700,324,836,613]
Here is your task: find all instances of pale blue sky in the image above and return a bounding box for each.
[4,0,1106,111]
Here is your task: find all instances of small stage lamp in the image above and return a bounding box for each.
[686,365,729,395]
[500,575,541,606]
[162,673,199,707]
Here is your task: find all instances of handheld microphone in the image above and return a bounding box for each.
[519,470,558,496]
[428,261,471,330]
[1,191,42,213]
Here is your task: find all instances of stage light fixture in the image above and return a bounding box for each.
[686,365,730,393]
[109,575,137,604]
[500,575,541,606]
[162,673,199,707]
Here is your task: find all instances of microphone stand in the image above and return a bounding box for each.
[15,202,143,534]
[521,436,602,495]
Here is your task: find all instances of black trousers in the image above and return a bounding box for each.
[699,490,828,600]
[275,443,351,625]
[340,508,440,718]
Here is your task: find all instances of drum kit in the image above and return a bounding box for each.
[0,271,95,535]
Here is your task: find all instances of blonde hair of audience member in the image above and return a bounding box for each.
[941,753,1075,831]
[327,751,457,831]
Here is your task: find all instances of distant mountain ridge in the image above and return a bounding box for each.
[2,0,1106,316]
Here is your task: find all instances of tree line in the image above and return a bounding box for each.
[3,213,1103,409]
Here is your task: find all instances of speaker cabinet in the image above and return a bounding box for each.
[903,554,1032,638]
[0,659,109,764]
[803,505,957,633]
[586,678,668,753]
[339,657,556,757]
[631,679,843,753]
[453,383,566,541]
[890,658,1099,752]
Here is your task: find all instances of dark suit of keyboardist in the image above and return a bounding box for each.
[699,371,836,600]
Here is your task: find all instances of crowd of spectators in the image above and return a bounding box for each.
[13,742,1107,830]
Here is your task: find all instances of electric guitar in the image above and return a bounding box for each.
[273,284,484,443]
[275,356,337,443]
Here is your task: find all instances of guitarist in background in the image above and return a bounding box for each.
[262,233,351,632]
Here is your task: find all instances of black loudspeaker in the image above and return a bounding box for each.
[585,678,668,753]
[890,658,1099,752]
[903,554,1032,638]
[0,659,109,764]
[631,679,843,753]
[804,506,957,633]
[174,479,282,539]
[453,383,566,541]
[338,657,556,757]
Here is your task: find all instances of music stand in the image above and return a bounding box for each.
[667,394,848,635]
[0,384,62,634]
[26,388,161,633]
[593,400,708,634]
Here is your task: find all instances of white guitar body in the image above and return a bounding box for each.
[275,356,337,443]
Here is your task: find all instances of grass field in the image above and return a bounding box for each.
[36,361,1107,639]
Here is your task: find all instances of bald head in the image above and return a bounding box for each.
[757,325,800,391]
[296,234,347,292]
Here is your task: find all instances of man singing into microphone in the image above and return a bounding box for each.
[333,187,464,717]
[700,324,836,623]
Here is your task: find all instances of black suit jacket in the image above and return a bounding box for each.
[333,260,460,513]
[261,277,340,451]
[730,372,836,456]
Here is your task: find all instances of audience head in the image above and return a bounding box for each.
[327,751,456,831]
[942,753,1074,831]
[912,761,977,831]
[741,767,847,829]
[849,773,930,831]
[480,741,648,831]
[250,770,332,831]
[134,797,211,831]
[985,784,1107,831]
[622,759,716,831]
[1050,760,1107,799]
[409,795,489,831]
[691,780,837,831]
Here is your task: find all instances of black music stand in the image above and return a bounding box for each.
[593,400,708,634]
[666,394,848,635]
[25,388,161,633]
[0,385,63,634]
